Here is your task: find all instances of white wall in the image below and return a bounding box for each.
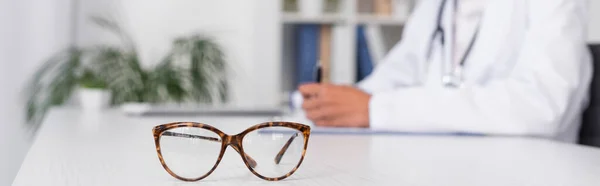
[0,2,21,184]
[0,1,25,184]
[589,0,600,43]
[0,0,73,184]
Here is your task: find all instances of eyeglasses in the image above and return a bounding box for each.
[152,122,311,181]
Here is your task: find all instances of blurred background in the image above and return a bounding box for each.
[2,0,600,184]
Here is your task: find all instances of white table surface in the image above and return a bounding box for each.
[12,108,600,186]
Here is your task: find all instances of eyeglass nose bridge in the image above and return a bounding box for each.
[222,134,258,169]
[222,135,243,147]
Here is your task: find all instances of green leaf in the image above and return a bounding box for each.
[79,69,107,89]
[89,16,136,50]
[24,48,82,126]
[168,34,228,103]
[88,46,147,104]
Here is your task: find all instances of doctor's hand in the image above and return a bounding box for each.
[299,83,371,128]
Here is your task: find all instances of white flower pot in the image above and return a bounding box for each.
[299,0,324,17]
[79,88,111,111]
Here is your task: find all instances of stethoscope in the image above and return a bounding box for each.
[427,0,481,88]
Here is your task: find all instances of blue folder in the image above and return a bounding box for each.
[296,24,320,86]
[356,25,374,81]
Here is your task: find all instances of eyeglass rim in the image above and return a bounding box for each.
[152,121,311,182]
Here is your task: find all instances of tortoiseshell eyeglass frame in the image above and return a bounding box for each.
[152,122,311,182]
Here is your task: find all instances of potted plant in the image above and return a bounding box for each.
[25,17,228,127]
[78,69,111,110]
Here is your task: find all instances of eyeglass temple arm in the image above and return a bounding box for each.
[274,132,300,164]
[162,131,221,142]
[161,131,258,168]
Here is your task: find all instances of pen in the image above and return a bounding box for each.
[302,65,322,100]
[315,64,322,83]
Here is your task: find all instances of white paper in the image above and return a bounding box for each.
[268,111,484,136]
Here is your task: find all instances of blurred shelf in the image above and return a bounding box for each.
[356,14,408,26]
[281,13,346,24]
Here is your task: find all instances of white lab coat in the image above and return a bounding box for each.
[358,0,592,142]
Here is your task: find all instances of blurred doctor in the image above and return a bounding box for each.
[299,0,592,142]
